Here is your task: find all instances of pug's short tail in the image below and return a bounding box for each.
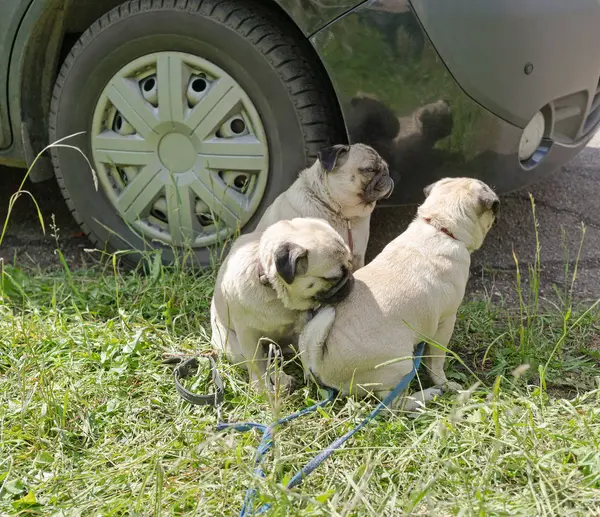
[298,306,336,381]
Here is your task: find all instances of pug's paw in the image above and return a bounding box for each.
[441,381,463,393]
[275,372,298,394]
[403,386,444,414]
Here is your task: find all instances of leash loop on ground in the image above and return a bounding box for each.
[220,341,426,516]
[165,354,224,406]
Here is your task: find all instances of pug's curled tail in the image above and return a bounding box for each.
[298,306,336,378]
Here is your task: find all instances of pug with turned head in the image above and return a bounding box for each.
[298,178,499,410]
[256,143,394,270]
[211,217,354,392]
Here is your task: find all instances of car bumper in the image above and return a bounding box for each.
[311,0,600,205]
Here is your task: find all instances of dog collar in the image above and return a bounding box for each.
[346,219,354,254]
[317,196,354,254]
[423,217,457,240]
[257,261,271,287]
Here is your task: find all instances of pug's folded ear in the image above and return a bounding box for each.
[491,199,500,215]
[479,193,500,215]
[317,145,350,173]
[424,177,455,198]
[423,182,435,198]
[274,243,308,285]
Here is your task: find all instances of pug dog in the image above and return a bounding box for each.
[298,178,499,409]
[211,217,354,392]
[256,144,394,270]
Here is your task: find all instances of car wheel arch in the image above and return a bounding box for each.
[14,0,347,183]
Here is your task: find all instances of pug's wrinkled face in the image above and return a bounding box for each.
[318,144,395,218]
[260,218,355,311]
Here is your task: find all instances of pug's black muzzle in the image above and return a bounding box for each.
[379,176,395,199]
[363,174,395,203]
[315,271,355,304]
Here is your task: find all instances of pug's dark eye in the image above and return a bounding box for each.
[307,282,315,289]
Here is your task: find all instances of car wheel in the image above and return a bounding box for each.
[49,0,343,265]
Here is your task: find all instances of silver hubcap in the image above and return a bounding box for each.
[91,52,269,248]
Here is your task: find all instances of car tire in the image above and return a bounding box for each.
[49,0,344,266]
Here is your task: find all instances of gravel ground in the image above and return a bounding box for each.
[2,132,600,302]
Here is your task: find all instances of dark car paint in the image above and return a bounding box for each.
[0,0,64,169]
[0,0,599,207]
[411,0,600,130]
[275,0,364,36]
[0,0,33,151]
[311,0,600,204]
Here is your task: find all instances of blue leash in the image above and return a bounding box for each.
[216,389,337,516]
[218,342,425,516]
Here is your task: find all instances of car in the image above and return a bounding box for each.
[1,0,599,265]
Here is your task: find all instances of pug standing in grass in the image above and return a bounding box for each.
[298,178,499,409]
[256,144,394,270]
[211,217,354,392]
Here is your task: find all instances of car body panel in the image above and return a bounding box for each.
[411,0,600,129]
[311,0,600,205]
[0,0,362,167]
[275,0,365,36]
[0,0,34,151]
[1,0,599,205]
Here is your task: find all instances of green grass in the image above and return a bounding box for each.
[1,226,600,516]
[1,146,600,517]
